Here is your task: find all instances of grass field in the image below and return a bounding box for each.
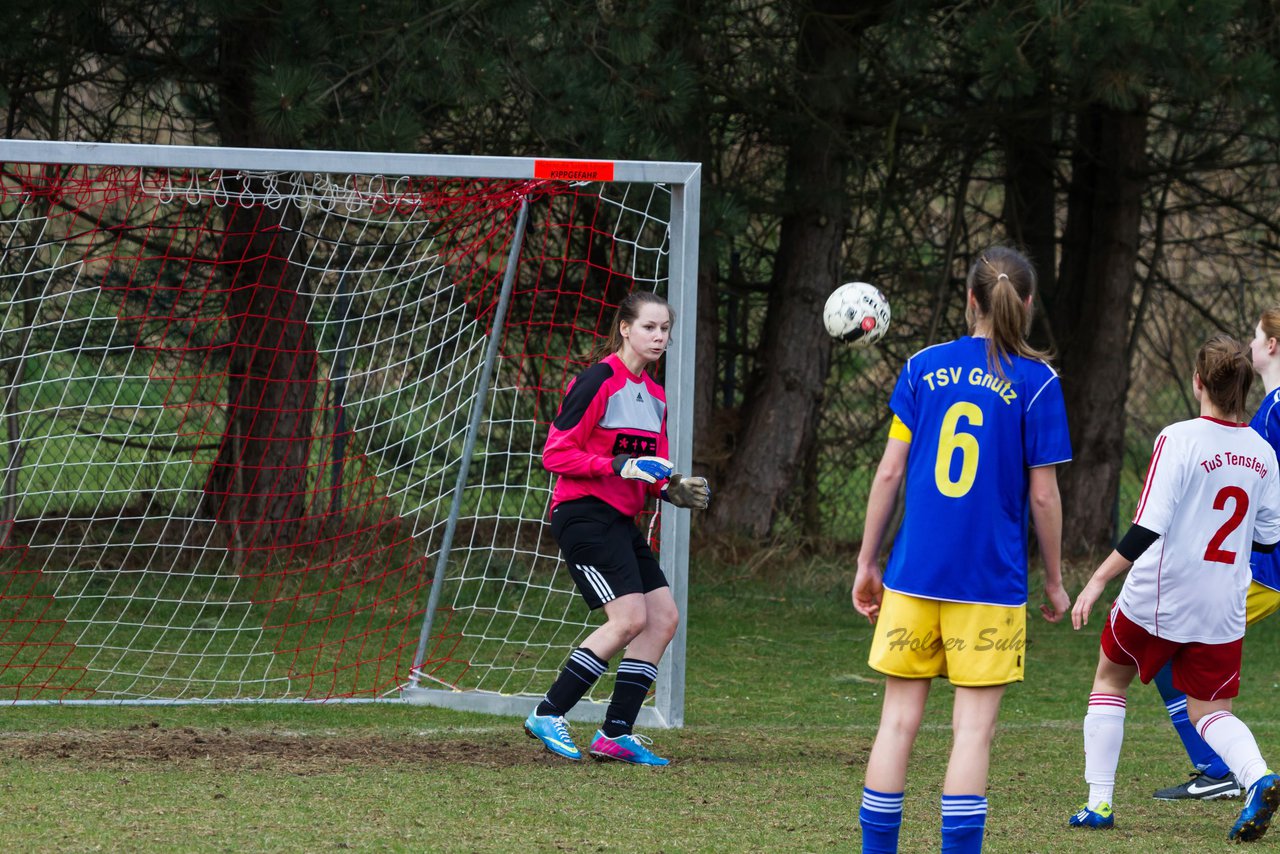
[2,561,1278,852]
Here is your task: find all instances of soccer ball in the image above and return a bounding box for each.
[823,282,890,346]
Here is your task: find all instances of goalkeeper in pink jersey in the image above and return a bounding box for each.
[1071,334,1280,842]
[523,291,710,766]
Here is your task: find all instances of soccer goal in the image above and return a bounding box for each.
[0,140,699,728]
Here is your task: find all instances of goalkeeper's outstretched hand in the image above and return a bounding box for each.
[612,454,674,484]
[664,473,711,510]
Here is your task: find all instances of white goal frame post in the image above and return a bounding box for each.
[0,139,700,728]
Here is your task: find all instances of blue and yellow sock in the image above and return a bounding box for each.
[859,787,903,853]
[940,794,987,854]
[1154,661,1231,778]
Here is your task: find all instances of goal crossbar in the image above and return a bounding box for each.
[0,139,699,184]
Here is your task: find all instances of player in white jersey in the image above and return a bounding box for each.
[1069,334,1280,842]
[1150,306,1280,801]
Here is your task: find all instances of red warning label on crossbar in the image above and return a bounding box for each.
[534,160,615,182]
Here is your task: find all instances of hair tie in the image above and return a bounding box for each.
[981,256,1010,284]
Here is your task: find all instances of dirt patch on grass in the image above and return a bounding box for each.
[0,724,558,773]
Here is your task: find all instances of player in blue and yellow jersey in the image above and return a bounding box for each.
[1149,306,1280,803]
[853,247,1072,854]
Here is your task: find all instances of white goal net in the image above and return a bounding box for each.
[0,141,699,727]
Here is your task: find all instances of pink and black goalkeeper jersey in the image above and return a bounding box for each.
[543,353,669,517]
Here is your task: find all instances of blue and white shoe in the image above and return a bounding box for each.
[523,710,581,760]
[588,730,670,766]
[1068,802,1114,829]
[1229,772,1280,842]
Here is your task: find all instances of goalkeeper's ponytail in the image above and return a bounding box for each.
[588,291,675,366]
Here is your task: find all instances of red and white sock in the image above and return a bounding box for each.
[1084,693,1126,809]
[1197,711,1268,791]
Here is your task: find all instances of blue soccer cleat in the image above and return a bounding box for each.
[1069,802,1114,829]
[588,730,670,766]
[523,710,581,760]
[1229,772,1280,842]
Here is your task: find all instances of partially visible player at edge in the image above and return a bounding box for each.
[853,246,1072,854]
[1147,307,1280,803]
[524,291,710,766]
[1069,334,1280,842]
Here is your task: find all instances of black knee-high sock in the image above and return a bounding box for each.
[537,647,608,717]
[601,658,657,738]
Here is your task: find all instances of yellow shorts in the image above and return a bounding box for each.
[1247,580,1280,626]
[867,588,1026,687]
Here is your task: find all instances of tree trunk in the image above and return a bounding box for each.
[200,4,319,553]
[1001,91,1058,336]
[665,0,721,478]
[703,2,870,541]
[202,204,318,554]
[693,265,721,471]
[1050,103,1148,555]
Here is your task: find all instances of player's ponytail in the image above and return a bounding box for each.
[587,291,675,366]
[1196,333,1253,421]
[966,246,1052,377]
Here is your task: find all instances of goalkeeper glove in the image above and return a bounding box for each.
[663,473,710,509]
[612,454,674,484]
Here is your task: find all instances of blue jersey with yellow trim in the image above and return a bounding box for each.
[883,336,1072,606]
[1250,388,1280,591]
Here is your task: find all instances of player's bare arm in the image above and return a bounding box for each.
[1029,465,1069,622]
[853,438,909,623]
[1072,549,1135,630]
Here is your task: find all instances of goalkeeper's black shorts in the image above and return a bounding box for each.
[550,496,667,610]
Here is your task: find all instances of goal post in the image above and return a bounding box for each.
[0,139,700,728]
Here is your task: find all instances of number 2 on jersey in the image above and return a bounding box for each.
[935,402,983,498]
[1204,485,1249,564]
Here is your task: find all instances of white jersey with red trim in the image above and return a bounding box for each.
[1117,416,1280,644]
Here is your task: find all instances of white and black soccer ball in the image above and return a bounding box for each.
[822,281,890,346]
